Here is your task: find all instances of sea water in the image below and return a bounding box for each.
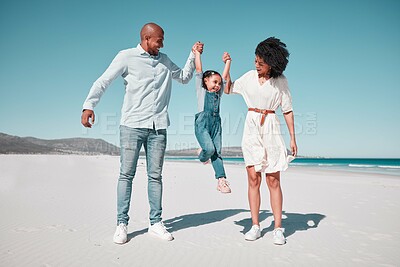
[164,157,400,176]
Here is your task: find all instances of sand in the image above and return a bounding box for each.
[0,155,399,266]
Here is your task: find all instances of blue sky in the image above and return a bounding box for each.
[1,0,399,158]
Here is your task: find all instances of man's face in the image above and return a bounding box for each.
[146,31,164,55]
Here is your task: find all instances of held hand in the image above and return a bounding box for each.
[193,41,204,54]
[192,43,198,54]
[198,42,204,54]
[290,139,298,157]
[222,52,231,63]
[81,109,95,128]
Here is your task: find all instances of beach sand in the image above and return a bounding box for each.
[0,155,399,267]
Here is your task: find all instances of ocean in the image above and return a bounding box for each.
[164,157,400,176]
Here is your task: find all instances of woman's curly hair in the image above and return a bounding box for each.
[255,37,289,78]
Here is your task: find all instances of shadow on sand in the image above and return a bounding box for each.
[127,209,325,241]
[165,209,248,233]
[234,210,326,238]
[127,209,246,241]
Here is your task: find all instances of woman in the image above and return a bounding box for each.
[223,37,297,245]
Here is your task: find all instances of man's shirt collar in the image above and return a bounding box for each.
[137,43,147,55]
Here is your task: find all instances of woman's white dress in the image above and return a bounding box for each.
[231,70,294,173]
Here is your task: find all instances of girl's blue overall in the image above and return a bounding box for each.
[195,90,226,178]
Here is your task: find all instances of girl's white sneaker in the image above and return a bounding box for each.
[217,178,231,193]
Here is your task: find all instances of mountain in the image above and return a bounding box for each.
[0,133,55,154]
[1,133,300,158]
[0,132,242,156]
[0,133,119,155]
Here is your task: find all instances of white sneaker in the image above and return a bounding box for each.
[113,223,128,244]
[148,221,174,241]
[273,228,286,245]
[217,178,232,193]
[244,225,261,241]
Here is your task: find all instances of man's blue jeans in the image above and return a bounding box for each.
[117,125,166,225]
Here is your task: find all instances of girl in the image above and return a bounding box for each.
[193,45,232,194]
[223,37,297,244]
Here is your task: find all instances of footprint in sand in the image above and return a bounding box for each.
[13,227,41,233]
[47,224,77,232]
[13,225,77,233]
[368,233,392,241]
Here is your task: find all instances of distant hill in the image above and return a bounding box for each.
[0,133,302,158]
[0,132,243,157]
[0,133,119,155]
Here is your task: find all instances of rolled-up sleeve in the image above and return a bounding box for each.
[231,70,253,95]
[231,79,243,95]
[280,76,293,113]
[82,51,127,110]
[170,52,195,84]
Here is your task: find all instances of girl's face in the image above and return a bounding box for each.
[204,74,222,92]
[254,55,271,77]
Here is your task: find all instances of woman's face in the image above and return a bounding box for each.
[254,55,270,77]
[204,74,222,92]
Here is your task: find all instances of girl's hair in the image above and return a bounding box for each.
[202,70,222,90]
[255,37,289,78]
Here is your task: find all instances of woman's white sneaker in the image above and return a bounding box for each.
[148,221,174,241]
[113,223,128,244]
[244,225,261,241]
[273,228,286,245]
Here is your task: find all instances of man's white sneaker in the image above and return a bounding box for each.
[244,225,261,241]
[273,228,286,245]
[113,223,128,244]
[148,221,174,241]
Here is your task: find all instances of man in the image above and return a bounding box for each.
[81,22,203,244]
